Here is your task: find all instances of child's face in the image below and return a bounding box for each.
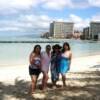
[35,47,41,53]
[64,45,68,50]
[55,47,59,52]
[46,46,51,52]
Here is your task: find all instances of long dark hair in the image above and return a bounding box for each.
[62,42,70,53]
[46,45,51,50]
[52,44,62,54]
[32,45,41,55]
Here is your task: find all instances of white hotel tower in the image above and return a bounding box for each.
[50,21,74,38]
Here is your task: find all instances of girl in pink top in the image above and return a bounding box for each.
[41,45,51,90]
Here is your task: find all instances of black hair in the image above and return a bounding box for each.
[46,45,51,49]
[62,42,70,53]
[33,45,41,54]
[52,44,62,50]
[52,44,62,54]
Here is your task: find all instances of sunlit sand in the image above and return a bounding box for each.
[0,55,100,100]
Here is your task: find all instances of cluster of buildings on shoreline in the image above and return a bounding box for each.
[83,22,100,40]
[41,21,100,40]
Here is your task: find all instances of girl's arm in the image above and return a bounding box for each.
[69,51,72,70]
[29,53,35,65]
[69,51,72,61]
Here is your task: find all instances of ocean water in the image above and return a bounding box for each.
[0,37,100,66]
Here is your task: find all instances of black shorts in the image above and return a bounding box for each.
[29,67,41,76]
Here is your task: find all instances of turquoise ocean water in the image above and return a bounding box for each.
[0,37,100,66]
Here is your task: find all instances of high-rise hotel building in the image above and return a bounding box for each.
[83,22,100,40]
[50,21,74,38]
[90,22,100,39]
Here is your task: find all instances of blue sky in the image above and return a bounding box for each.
[0,0,100,36]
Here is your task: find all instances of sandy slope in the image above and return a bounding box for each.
[0,55,100,100]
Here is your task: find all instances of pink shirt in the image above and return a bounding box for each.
[41,51,51,72]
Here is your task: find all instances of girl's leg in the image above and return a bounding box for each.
[30,75,37,94]
[61,74,66,87]
[42,72,48,90]
[52,74,58,88]
[51,69,58,87]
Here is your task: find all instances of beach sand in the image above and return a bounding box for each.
[0,55,100,100]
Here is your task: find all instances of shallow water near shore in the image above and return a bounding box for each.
[0,37,100,66]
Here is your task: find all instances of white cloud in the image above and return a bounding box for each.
[71,0,90,8]
[0,0,99,15]
[69,14,83,22]
[0,14,52,35]
[1,13,100,35]
[0,20,28,33]
[89,0,100,7]
[67,14,90,30]
[0,27,21,32]
[42,0,72,10]
[41,0,96,10]
[1,12,100,35]
[0,0,39,15]
[0,13,70,35]
[19,14,51,29]
[91,14,100,21]
[41,0,100,10]
[11,0,39,9]
[67,14,100,30]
